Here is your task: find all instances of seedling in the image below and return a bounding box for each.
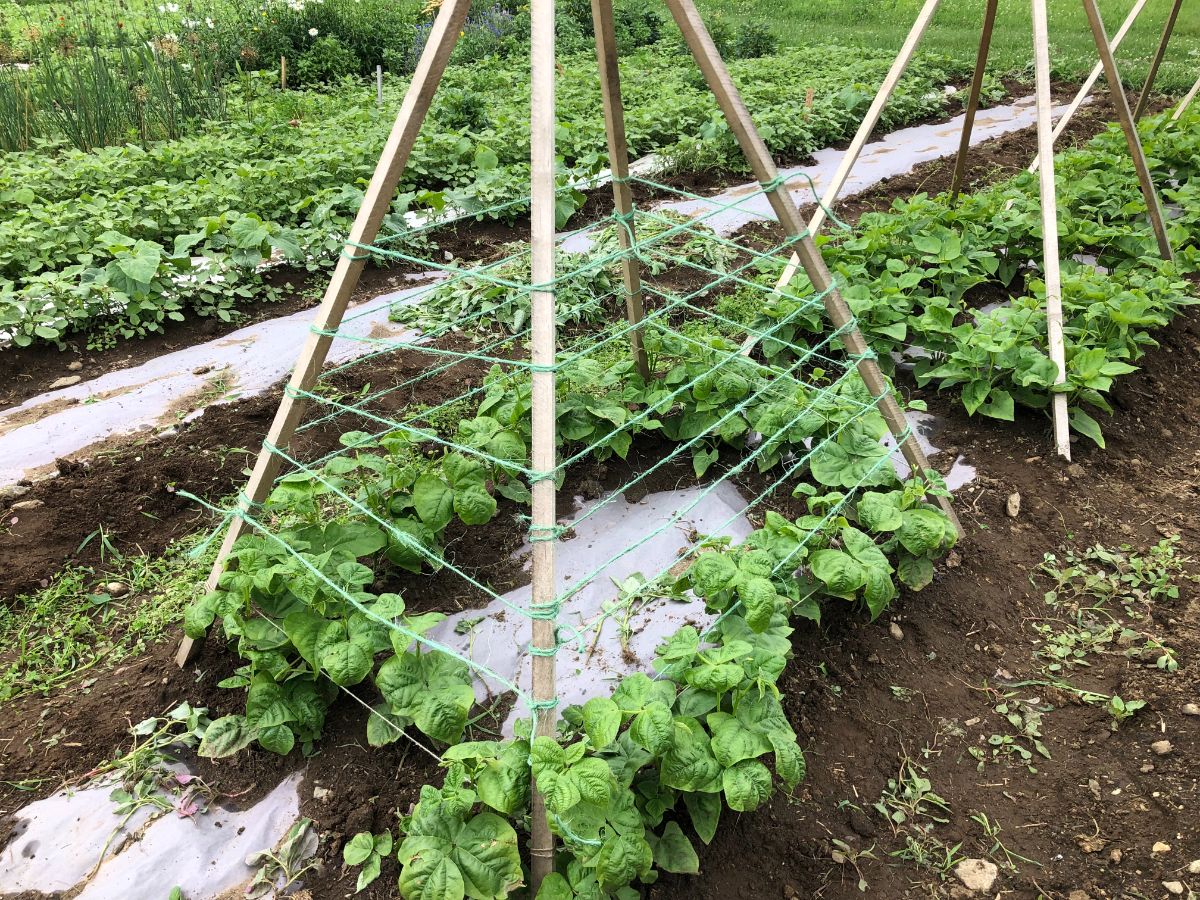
[343,830,393,893]
[1105,695,1146,729]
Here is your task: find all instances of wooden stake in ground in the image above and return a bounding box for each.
[527,0,559,892]
[590,0,650,380]
[772,0,940,296]
[175,0,473,667]
[1173,72,1200,120]
[664,0,963,539]
[280,56,287,91]
[949,0,998,201]
[1032,0,1072,461]
[1134,0,1184,121]
[1080,0,1174,262]
[1027,0,1148,174]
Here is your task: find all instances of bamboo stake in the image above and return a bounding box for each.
[1134,0,1183,121]
[1032,0,1072,461]
[949,0,999,202]
[1027,0,1148,174]
[1081,0,1174,262]
[280,56,287,91]
[770,0,940,297]
[1172,72,1200,120]
[590,0,650,380]
[376,64,384,106]
[664,0,963,539]
[175,0,473,667]
[528,0,558,891]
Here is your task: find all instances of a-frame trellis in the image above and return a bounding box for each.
[766,0,1179,462]
[175,0,965,887]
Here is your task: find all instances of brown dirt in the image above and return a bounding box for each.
[3,88,1199,900]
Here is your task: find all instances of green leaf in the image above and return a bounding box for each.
[413,475,455,531]
[808,549,868,598]
[397,850,465,900]
[689,552,739,598]
[856,491,903,532]
[897,508,948,556]
[629,701,674,755]
[709,714,771,766]
[740,576,779,633]
[595,832,653,893]
[650,821,699,874]
[897,554,935,591]
[366,703,410,747]
[454,485,497,526]
[319,639,373,687]
[978,388,1015,421]
[356,853,382,893]
[1069,406,1106,448]
[581,697,621,750]
[199,715,256,758]
[258,724,295,755]
[722,759,773,812]
[343,832,376,866]
[683,791,721,844]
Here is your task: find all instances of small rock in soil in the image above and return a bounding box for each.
[1163,882,1184,896]
[889,622,904,641]
[1108,848,1122,865]
[1141,762,1155,773]
[1005,492,1021,517]
[1151,740,1173,756]
[312,785,331,801]
[945,549,961,568]
[1188,860,1200,874]
[1152,841,1172,855]
[192,365,212,376]
[1066,463,1086,478]
[106,582,129,598]
[0,484,30,501]
[1182,703,1199,716]
[1068,891,1092,900]
[12,499,44,511]
[847,808,876,838]
[954,858,998,893]
[49,375,82,390]
[67,360,83,371]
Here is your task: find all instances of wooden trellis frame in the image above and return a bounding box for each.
[174,1,966,888]
[764,0,1178,461]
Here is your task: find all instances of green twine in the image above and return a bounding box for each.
[528,523,567,542]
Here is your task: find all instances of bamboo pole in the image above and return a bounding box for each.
[528,0,558,891]
[175,0,473,667]
[1133,0,1183,121]
[664,0,963,539]
[770,0,940,297]
[1028,0,1148,174]
[590,0,650,380]
[1081,0,1174,262]
[376,64,384,106]
[280,56,287,91]
[1172,72,1200,120]
[949,0,999,202]
[1032,0,1072,461]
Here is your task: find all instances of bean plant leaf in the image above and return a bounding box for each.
[722,759,773,812]
[581,697,621,750]
[649,821,700,874]
[683,791,721,844]
[199,715,257,758]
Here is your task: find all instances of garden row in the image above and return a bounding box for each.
[382,106,1200,450]
[0,43,968,349]
[186,301,959,896]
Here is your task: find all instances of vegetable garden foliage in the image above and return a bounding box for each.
[752,108,1200,447]
[0,43,965,349]
[185,189,958,897]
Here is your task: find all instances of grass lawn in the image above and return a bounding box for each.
[704,0,1200,91]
